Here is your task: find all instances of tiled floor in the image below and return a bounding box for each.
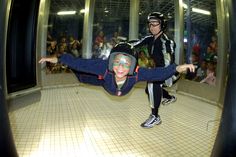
[9,72,222,157]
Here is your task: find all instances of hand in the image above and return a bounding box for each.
[176,64,195,73]
[38,56,58,64]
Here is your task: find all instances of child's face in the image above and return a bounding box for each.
[113,54,131,79]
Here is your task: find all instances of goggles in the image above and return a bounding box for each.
[113,55,131,69]
[148,21,160,27]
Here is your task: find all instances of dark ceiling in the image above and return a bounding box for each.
[50,0,216,26]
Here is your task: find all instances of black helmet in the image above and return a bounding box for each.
[108,43,137,75]
[147,12,167,31]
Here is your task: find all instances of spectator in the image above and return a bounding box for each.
[58,36,68,53]
[138,50,149,68]
[193,60,207,82]
[205,35,218,63]
[200,61,216,85]
[70,42,80,57]
[93,30,106,58]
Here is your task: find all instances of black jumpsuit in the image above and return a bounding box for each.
[133,33,176,116]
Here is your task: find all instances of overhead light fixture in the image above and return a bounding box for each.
[104,7,109,13]
[57,11,76,15]
[192,8,211,15]
[182,3,211,15]
[80,9,85,13]
[182,3,188,9]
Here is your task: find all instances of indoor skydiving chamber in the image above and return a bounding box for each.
[0,0,236,156]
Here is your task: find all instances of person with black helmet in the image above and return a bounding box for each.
[39,43,194,97]
[131,12,178,128]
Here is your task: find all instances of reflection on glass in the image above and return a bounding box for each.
[183,0,217,86]
[92,0,129,60]
[46,0,85,74]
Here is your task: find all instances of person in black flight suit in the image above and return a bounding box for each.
[132,12,179,128]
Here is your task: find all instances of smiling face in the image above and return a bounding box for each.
[112,54,132,81]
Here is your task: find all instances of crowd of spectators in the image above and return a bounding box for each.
[45,31,217,86]
[46,32,82,73]
[45,30,127,73]
[185,35,217,86]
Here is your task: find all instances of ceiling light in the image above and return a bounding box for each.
[80,9,85,13]
[192,8,211,15]
[182,3,211,15]
[182,3,188,9]
[57,11,76,15]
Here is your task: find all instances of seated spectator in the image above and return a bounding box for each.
[46,31,53,47]
[110,31,120,47]
[69,36,80,51]
[46,39,58,74]
[70,42,81,58]
[205,35,218,63]
[200,61,216,85]
[109,31,127,47]
[47,40,58,55]
[192,43,201,56]
[207,36,217,53]
[95,31,106,47]
[93,30,106,58]
[138,51,149,68]
[58,36,68,52]
[58,44,67,56]
[193,60,207,82]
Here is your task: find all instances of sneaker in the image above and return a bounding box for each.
[162,95,177,105]
[140,114,162,128]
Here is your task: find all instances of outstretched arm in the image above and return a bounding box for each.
[137,64,195,82]
[39,54,108,75]
[176,64,195,73]
[39,56,58,64]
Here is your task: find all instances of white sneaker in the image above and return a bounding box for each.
[140,114,162,128]
[162,95,177,105]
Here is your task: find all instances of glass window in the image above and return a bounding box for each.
[183,0,217,86]
[92,0,130,59]
[46,0,85,73]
